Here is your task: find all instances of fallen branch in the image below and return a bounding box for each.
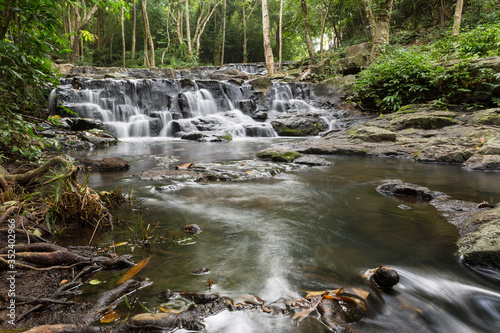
[1,156,72,185]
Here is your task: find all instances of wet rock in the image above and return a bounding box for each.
[463,154,500,171]
[97,157,130,172]
[129,312,181,330]
[398,204,413,210]
[64,118,105,131]
[376,179,443,201]
[457,206,500,269]
[256,147,302,162]
[317,299,360,332]
[350,126,397,142]
[192,267,210,275]
[182,224,203,235]
[248,77,272,91]
[237,294,264,306]
[180,132,207,141]
[271,113,328,137]
[370,266,400,289]
[155,184,182,192]
[293,155,334,166]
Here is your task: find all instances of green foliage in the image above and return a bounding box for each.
[354,47,433,112]
[354,24,500,112]
[0,114,45,162]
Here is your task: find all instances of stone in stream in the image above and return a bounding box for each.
[192,267,210,275]
[182,224,203,235]
[370,266,400,289]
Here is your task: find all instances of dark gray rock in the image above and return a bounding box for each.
[271,113,328,136]
[376,179,443,201]
[293,156,334,166]
[371,266,400,289]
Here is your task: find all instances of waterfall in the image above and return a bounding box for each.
[53,76,342,139]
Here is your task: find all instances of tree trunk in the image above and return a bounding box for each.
[360,0,394,60]
[185,0,192,55]
[261,0,275,74]
[132,0,136,60]
[452,0,464,36]
[121,6,125,67]
[243,1,260,64]
[220,0,226,66]
[300,0,315,59]
[279,0,283,72]
[320,0,332,57]
[141,0,155,67]
[69,1,100,64]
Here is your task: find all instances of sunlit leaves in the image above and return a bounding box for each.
[116,257,151,285]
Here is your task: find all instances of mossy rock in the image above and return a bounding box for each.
[396,104,438,114]
[249,77,272,91]
[350,126,397,142]
[390,111,458,130]
[471,108,500,126]
[457,206,500,269]
[256,148,302,162]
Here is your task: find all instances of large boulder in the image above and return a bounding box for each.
[271,113,328,136]
[472,108,500,126]
[350,126,397,142]
[457,206,500,269]
[389,110,458,130]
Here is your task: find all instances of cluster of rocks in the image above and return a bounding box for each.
[39,117,119,150]
[289,104,500,171]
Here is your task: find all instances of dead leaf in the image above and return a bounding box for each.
[291,298,322,326]
[159,307,181,314]
[351,287,370,301]
[89,279,103,285]
[100,310,120,323]
[303,288,343,298]
[176,162,194,169]
[60,279,68,285]
[207,278,213,290]
[116,257,151,285]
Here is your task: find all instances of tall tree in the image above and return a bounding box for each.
[121,6,126,67]
[279,0,283,71]
[220,0,226,65]
[261,0,275,73]
[360,0,394,59]
[319,0,333,57]
[452,0,464,36]
[300,0,315,59]
[185,0,192,55]
[242,0,261,63]
[69,1,100,64]
[141,0,155,67]
[132,0,136,60]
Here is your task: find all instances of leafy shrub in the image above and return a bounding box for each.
[353,47,434,112]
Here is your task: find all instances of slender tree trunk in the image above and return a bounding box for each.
[185,0,192,55]
[300,0,315,59]
[69,1,99,64]
[121,6,126,67]
[161,5,171,67]
[141,0,155,67]
[360,0,394,60]
[452,0,464,36]
[261,0,275,74]
[220,0,226,66]
[279,0,283,72]
[242,1,260,64]
[320,0,332,57]
[132,0,136,60]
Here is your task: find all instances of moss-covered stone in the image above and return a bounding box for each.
[457,207,500,269]
[256,148,302,162]
[390,111,458,130]
[472,108,500,126]
[350,126,397,142]
[249,77,272,91]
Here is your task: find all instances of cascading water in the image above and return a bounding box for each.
[53,74,345,139]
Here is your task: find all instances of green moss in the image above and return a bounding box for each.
[256,150,302,162]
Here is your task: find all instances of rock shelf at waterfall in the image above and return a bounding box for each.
[51,72,346,139]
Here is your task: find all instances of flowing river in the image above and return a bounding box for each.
[67,138,500,333]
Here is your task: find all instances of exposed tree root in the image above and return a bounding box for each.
[1,156,71,185]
